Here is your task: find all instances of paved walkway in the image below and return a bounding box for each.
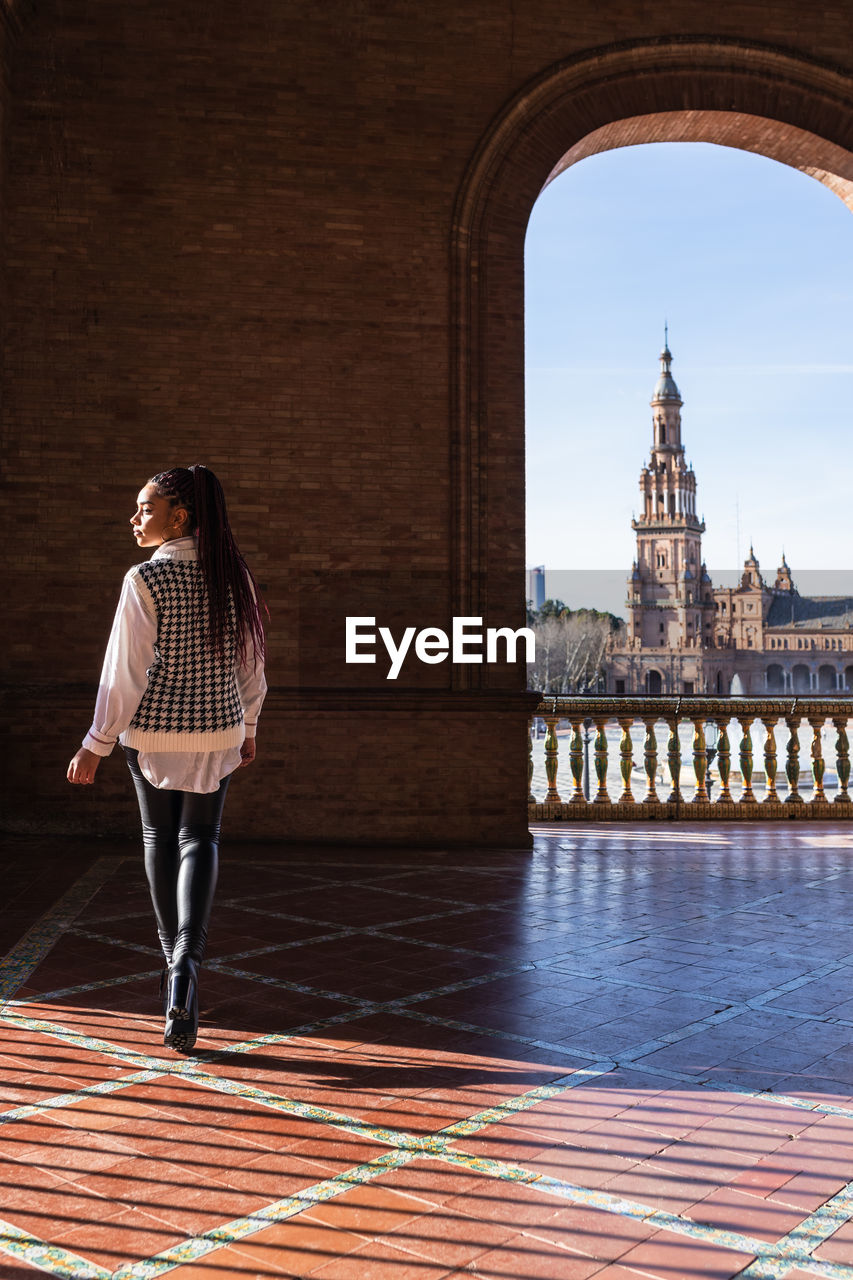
[3,826,853,1279]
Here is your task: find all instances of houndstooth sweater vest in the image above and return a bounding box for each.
[122,557,245,752]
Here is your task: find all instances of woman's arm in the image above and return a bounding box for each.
[235,643,267,766]
[67,570,157,785]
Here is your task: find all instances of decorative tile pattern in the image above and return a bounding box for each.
[3,828,853,1279]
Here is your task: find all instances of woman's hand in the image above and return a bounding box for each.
[67,748,102,785]
[239,739,256,768]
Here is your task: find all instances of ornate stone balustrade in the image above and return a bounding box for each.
[529,696,852,821]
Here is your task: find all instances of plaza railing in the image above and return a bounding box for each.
[528,696,852,821]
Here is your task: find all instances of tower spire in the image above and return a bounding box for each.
[653,332,681,405]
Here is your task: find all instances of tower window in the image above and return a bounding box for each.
[660,425,666,444]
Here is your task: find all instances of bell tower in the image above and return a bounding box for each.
[625,335,715,665]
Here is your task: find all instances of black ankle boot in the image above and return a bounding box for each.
[157,934,174,1010]
[163,957,199,1053]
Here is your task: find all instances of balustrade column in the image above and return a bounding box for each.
[762,717,779,803]
[784,713,803,804]
[692,717,709,803]
[642,718,659,805]
[568,719,586,804]
[666,718,682,805]
[593,718,610,804]
[618,717,635,804]
[528,721,535,804]
[738,716,756,804]
[834,717,851,804]
[809,716,826,803]
[544,715,561,803]
[715,719,732,803]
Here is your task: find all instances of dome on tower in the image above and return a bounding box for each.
[652,341,682,403]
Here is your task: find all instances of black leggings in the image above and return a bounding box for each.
[124,748,230,966]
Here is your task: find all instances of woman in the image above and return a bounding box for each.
[67,465,267,1053]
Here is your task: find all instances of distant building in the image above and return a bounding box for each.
[607,341,853,695]
[527,565,546,611]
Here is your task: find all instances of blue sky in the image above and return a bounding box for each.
[525,142,853,614]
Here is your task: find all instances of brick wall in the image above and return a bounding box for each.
[2,0,851,844]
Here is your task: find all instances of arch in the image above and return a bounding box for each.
[766,663,785,693]
[845,664,853,692]
[792,663,811,693]
[452,38,853,692]
[645,669,662,695]
[818,663,836,692]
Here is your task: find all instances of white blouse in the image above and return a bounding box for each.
[83,537,267,793]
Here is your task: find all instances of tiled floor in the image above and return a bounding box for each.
[3,825,853,1279]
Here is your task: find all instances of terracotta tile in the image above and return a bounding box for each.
[719,1100,816,1135]
[815,1217,853,1263]
[211,1147,341,1197]
[227,1218,366,1274]
[527,1142,642,1187]
[632,1137,756,1188]
[309,1238,457,1279]
[0,1168,112,1239]
[731,1158,800,1198]
[301,1182,431,1236]
[447,1130,550,1166]
[0,1053,84,1109]
[601,1166,720,1216]
[372,1159,489,1206]
[357,1096,473,1135]
[587,1267,672,1279]
[5,1115,139,1175]
[617,1228,755,1279]
[162,1249,288,1280]
[766,1166,849,1212]
[452,1237,604,1278]
[523,1204,653,1262]
[382,1204,516,1266]
[688,1185,806,1241]
[440,1182,568,1232]
[49,1205,185,1271]
[565,1118,669,1161]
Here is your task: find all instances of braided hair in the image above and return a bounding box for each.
[149,465,266,668]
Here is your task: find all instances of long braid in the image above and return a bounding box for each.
[150,466,266,667]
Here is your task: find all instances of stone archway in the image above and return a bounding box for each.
[766,663,785,693]
[792,663,811,693]
[452,38,853,704]
[818,663,836,692]
[645,669,663,695]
